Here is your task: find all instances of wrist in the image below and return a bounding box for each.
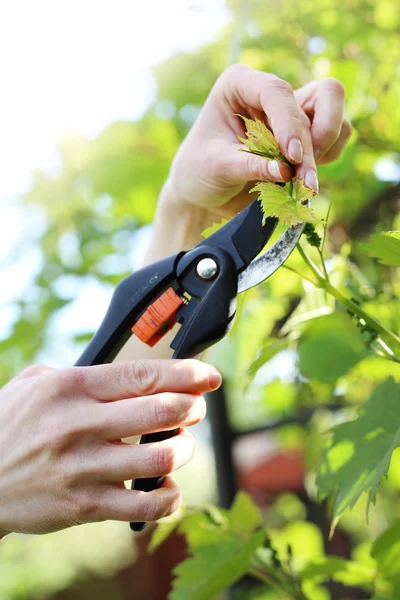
[143,179,211,264]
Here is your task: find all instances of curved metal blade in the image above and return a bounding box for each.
[237,222,304,293]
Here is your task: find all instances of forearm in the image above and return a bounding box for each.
[143,179,211,265]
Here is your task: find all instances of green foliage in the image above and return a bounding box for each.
[155,492,310,600]
[239,115,316,227]
[167,493,266,599]
[250,181,315,227]
[2,0,400,598]
[364,231,400,267]
[316,378,400,527]
[236,115,289,164]
[298,312,369,384]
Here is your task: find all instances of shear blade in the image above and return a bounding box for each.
[237,222,304,293]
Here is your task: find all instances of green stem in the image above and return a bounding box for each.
[282,264,318,285]
[296,243,325,283]
[250,555,309,600]
[295,242,400,358]
[325,283,400,356]
[317,247,329,282]
[248,568,307,600]
[321,202,332,254]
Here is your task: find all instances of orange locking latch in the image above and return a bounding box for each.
[131,287,184,347]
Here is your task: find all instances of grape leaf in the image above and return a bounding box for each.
[316,377,400,528]
[293,175,317,204]
[300,556,375,588]
[236,114,287,163]
[170,492,265,600]
[372,519,400,578]
[229,489,264,534]
[250,182,315,227]
[169,529,265,600]
[363,231,400,267]
[298,313,369,384]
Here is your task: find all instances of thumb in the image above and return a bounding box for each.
[226,146,293,186]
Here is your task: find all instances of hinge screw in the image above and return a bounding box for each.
[196,258,218,280]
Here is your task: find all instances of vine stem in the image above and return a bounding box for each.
[281,264,319,285]
[296,242,400,358]
[248,568,308,600]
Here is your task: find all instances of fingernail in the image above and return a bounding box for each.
[305,170,319,194]
[268,160,284,181]
[288,138,303,163]
[209,367,222,390]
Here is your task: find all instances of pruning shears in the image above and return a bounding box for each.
[75,198,304,531]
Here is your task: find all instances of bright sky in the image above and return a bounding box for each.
[0,0,231,355]
[0,0,230,199]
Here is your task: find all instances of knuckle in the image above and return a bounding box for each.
[76,490,100,523]
[46,368,84,398]
[223,63,251,81]
[130,360,160,395]
[342,119,352,138]
[154,392,180,426]
[315,122,340,144]
[266,75,293,95]
[323,77,345,97]
[63,486,100,525]
[163,488,182,518]
[155,444,176,475]
[21,364,48,378]
[246,153,266,180]
[144,488,182,522]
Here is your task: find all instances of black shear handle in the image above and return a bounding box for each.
[129,345,188,532]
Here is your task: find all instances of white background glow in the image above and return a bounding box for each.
[0,0,231,349]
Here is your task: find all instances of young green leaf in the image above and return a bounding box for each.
[293,175,316,204]
[298,313,369,384]
[250,182,315,227]
[229,490,264,535]
[316,377,400,529]
[363,231,400,267]
[300,556,375,589]
[236,114,288,164]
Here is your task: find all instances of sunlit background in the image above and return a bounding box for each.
[1,0,400,598]
[0,0,230,348]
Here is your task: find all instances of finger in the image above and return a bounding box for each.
[218,65,318,193]
[316,119,352,165]
[223,146,293,186]
[94,476,182,523]
[220,65,317,170]
[295,78,345,161]
[97,392,206,439]
[50,359,221,401]
[90,429,195,481]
